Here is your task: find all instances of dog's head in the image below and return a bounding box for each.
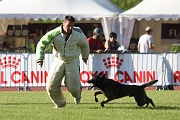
[87,71,105,89]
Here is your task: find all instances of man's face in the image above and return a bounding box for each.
[63,20,75,34]
[94,34,101,40]
[150,31,153,34]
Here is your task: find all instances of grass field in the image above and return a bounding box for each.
[0,90,180,120]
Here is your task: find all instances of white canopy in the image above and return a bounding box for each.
[120,0,180,21]
[0,0,123,42]
[119,0,180,51]
[0,0,123,21]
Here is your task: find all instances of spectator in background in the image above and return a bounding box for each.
[104,32,120,52]
[138,27,154,53]
[28,35,35,52]
[33,28,43,49]
[87,28,105,53]
[2,40,10,52]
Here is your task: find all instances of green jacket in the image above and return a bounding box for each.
[36,25,89,62]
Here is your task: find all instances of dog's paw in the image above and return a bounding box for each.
[95,98,98,102]
[100,103,104,107]
[145,103,149,107]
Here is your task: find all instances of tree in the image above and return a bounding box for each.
[110,0,142,10]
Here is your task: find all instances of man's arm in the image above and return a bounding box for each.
[36,27,61,65]
[149,42,154,49]
[137,43,140,52]
[78,31,90,62]
[148,36,154,50]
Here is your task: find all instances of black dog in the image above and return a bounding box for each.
[87,72,158,107]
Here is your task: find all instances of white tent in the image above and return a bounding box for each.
[0,0,123,20]
[119,0,180,52]
[0,0,123,41]
[120,0,180,21]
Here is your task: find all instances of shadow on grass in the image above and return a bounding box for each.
[88,105,180,110]
[153,106,180,110]
[78,102,180,110]
[0,103,51,105]
[1,103,179,110]
[83,105,180,110]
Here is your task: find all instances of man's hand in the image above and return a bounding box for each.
[37,61,43,68]
[96,49,104,53]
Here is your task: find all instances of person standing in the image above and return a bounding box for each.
[36,15,89,108]
[138,27,154,53]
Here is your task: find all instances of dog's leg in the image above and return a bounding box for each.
[144,96,155,107]
[149,99,155,107]
[94,91,103,102]
[134,95,148,107]
[145,103,149,107]
[100,98,112,107]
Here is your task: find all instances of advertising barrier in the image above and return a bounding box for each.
[0,53,180,87]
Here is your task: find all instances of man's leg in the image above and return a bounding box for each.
[64,60,81,104]
[46,59,66,108]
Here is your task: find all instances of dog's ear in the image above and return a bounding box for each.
[98,71,104,76]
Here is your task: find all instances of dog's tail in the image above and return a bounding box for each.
[141,80,158,88]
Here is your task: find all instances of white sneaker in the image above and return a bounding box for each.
[74,97,81,104]
[54,102,66,108]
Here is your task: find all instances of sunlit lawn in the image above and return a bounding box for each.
[0,90,180,120]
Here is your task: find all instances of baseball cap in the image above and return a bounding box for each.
[145,27,153,32]
[93,28,102,36]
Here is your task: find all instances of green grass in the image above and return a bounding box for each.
[0,90,180,120]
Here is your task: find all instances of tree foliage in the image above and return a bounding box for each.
[170,45,180,52]
[110,0,142,10]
